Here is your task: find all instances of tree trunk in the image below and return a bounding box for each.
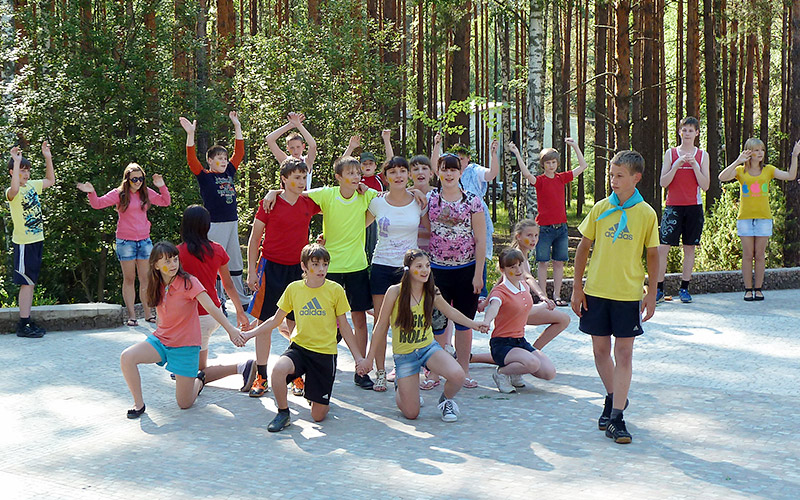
[144,1,158,110]
[416,1,425,153]
[576,0,587,216]
[526,0,546,219]
[594,0,608,202]
[384,0,400,127]
[309,0,320,24]
[499,11,514,218]
[676,0,684,127]
[784,0,800,265]
[217,0,235,79]
[196,0,210,156]
[174,0,192,83]
[704,0,724,207]
[12,0,29,72]
[635,0,660,207]
[450,1,472,146]
[726,14,740,160]
[551,1,564,152]
[250,0,258,35]
[686,0,701,117]
[615,0,631,150]
[759,18,771,145]
[743,32,756,142]
[562,0,573,208]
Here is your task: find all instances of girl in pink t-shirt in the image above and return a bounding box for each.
[482,248,556,394]
[77,163,171,326]
[119,241,245,419]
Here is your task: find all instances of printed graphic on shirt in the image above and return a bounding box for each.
[299,297,326,316]
[604,223,633,241]
[741,182,769,197]
[215,174,236,204]
[377,216,390,238]
[397,312,427,344]
[21,188,43,237]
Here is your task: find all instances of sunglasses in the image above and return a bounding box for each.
[129,176,144,183]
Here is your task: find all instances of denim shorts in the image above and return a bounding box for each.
[393,341,443,380]
[737,218,773,237]
[146,335,200,378]
[536,223,569,262]
[115,238,153,261]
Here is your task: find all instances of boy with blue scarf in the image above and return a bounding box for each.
[571,150,659,444]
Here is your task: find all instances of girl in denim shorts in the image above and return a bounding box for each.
[360,249,489,423]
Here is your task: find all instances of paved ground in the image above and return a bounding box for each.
[2,289,799,500]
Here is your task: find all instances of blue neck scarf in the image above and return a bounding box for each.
[596,189,644,242]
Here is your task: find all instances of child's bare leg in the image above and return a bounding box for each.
[682,245,696,281]
[120,260,137,320]
[497,348,540,376]
[351,310,368,355]
[426,332,449,382]
[175,374,203,409]
[135,258,150,314]
[270,356,295,409]
[395,375,421,419]
[612,337,635,410]
[372,295,386,370]
[657,244,670,282]
[198,349,209,370]
[453,328,473,378]
[426,350,465,399]
[469,353,495,364]
[754,236,769,288]
[528,306,570,350]
[202,363,238,383]
[255,320,272,366]
[310,402,330,422]
[120,341,162,409]
[552,260,565,299]
[740,236,755,289]
[18,284,34,318]
[537,261,549,297]
[531,350,556,380]
[591,335,614,394]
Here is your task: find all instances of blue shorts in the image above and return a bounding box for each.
[369,263,403,296]
[737,219,773,237]
[490,336,536,366]
[146,335,200,378]
[393,341,443,380]
[116,238,153,261]
[536,223,569,262]
[12,241,43,285]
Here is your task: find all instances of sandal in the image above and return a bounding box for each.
[419,378,439,390]
[554,298,569,307]
[126,318,139,327]
[743,289,754,302]
[196,370,206,395]
[126,404,146,419]
[754,288,765,301]
[373,369,388,392]
[463,377,479,389]
[386,368,396,382]
[145,316,157,324]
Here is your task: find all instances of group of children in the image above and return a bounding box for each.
[7,112,799,444]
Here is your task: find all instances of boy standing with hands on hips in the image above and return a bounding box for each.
[571,150,659,444]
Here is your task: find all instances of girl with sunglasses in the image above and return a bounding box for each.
[77,163,171,325]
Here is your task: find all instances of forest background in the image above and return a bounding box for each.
[2,0,800,306]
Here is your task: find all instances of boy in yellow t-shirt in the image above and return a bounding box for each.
[571,150,659,444]
[242,244,367,432]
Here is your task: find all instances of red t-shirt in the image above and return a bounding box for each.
[488,278,533,338]
[534,171,574,226]
[362,174,384,192]
[665,147,704,206]
[178,241,229,315]
[255,196,320,265]
[154,275,205,347]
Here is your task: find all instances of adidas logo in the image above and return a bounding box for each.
[605,223,634,240]
[299,297,326,316]
[632,325,640,332]
[322,393,329,400]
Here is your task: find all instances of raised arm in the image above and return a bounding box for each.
[719,150,751,182]
[774,140,800,181]
[382,129,394,160]
[229,111,245,168]
[85,187,121,209]
[41,141,55,189]
[7,146,22,201]
[508,142,536,185]
[342,135,361,159]
[290,112,317,168]
[149,175,171,206]
[266,121,293,164]
[484,139,500,182]
[566,138,589,178]
[179,117,204,175]
[431,132,442,175]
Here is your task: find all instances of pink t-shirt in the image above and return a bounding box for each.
[88,186,171,241]
[488,278,533,338]
[428,189,484,267]
[178,242,229,315]
[153,275,204,347]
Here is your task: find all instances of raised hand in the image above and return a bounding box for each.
[287,112,302,127]
[793,139,800,158]
[490,139,499,154]
[507,142,519,154]
[179,117,196,134]
[348,135,361,150]
[41,140,52,158]
[76,182,94,193]
[381,129,391,141]
[736,149,753,165]
[565,137,577,148]
[10,146,22,164]
[433,132,442,146]
[152,174,165,188]
[228,111,241,127]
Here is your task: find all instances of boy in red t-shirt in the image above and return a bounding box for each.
[511,138,588,306]
[245,158,321,397]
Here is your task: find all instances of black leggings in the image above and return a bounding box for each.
[431,263,478,333]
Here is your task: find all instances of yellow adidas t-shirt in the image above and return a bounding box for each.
[578,197,659,301]
[390,298,434,355]
[277,279,351,355]
[307,186,378,273]
[735,164,775,220]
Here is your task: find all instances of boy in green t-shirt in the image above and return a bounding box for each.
[571,150,659,444]
[6,143,56,338]
[242,244,367,432]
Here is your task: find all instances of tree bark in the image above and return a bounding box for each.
[526,0,546,219]
[450,1,472,146]
[309,0,320,24]
[594,0,608,202]
[615,0,631,150]
[704,0,724,207]
[217,0,236,79]
[686,0,701,117]
[743,32,756,142]
[785,0,800,265]
[551,1,564,153]
[498,11,514,218]
[759,15,771,145]
[12,0,29,72]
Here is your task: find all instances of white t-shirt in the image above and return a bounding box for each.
[368,197,425,267]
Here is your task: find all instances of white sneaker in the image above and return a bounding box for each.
[509,374,526,388]
[492,368,516,393]
[438,397,459,422]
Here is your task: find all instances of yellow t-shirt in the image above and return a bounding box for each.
[307,186,378,273]
[6,180,45,244]
[735,164,775,220]
[277,279,351,355]
[578,197,659,301]
[390,298,433,355]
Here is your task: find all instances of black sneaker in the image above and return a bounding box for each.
[240,360,257,392]
[28,320,46,335]
[16,321,44,338]
[605,416,632,444]
[268,411,291,432]
[354,373,374,390]
[598,395,630,430]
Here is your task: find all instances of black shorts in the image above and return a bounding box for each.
[490,336,536,366]
[660,204,704,246]
[365,221,378,263]
[248,259,301,321]
[12,241,43,285]
[282,343,337,405]
[369,263,403,296]
[431,263,478,332]
[327,268,372,312]
[579,294,643,338]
